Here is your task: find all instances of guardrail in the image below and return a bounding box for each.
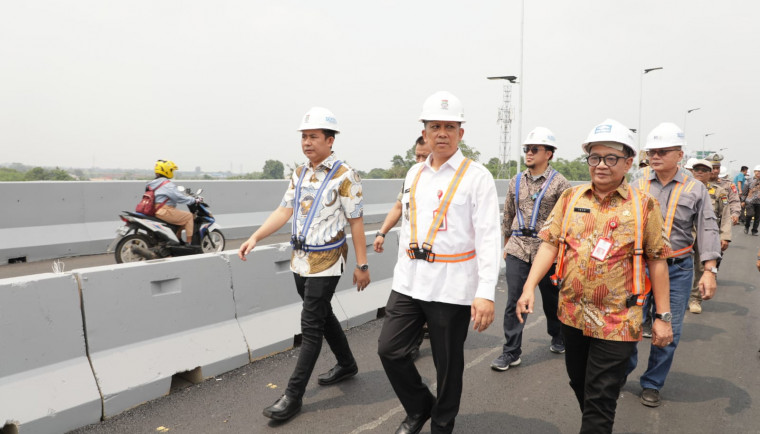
[0,179,508,264]
[0,229,400,434]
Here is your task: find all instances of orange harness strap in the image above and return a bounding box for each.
[640,172,696,258]
[407,159,476,263]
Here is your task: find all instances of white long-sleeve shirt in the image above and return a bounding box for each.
[392,149,501,306]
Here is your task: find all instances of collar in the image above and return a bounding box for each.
[582,179,631,200]
[425,148,464,171]
[523,164,554,180]
[309,152,337,171]
[650,167,690,185]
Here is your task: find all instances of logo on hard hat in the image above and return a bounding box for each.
[325,116,337,124]
[441,100,449,110]
[595,125,612,134]
[304,114,310,123]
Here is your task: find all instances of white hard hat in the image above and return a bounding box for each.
[523,127,557,149]
[754,165,760,172]
[419,91,466,123]
[684,157,698,169]
[581,119,636,155]
[691,159,712,169]
[298,107,340,133]
[719,166,728,178]
[644,122,685,150]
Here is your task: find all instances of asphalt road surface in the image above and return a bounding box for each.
[57,226,760,433]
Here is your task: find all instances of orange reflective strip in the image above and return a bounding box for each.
[423,159,472,248]
[408,167,426,245]
[553,185,589,282]
[434,250,477,263]
[669,244,693,258]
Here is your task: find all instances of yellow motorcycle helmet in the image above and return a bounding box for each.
[155,159,178,178]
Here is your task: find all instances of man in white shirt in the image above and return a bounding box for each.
[377,91,501,434]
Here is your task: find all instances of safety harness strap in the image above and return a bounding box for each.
[513,169,558,237]
[291,161,345,252]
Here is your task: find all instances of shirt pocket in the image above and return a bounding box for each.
[674,195,697,226]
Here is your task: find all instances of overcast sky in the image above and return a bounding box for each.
[1,0,758,175]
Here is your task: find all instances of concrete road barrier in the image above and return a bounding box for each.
[0,273,101,434]
[76,254,250,417]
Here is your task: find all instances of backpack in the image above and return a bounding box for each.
[135,180,170,216]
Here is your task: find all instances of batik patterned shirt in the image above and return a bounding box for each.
[281,152,363,276]
[539,180,667,341]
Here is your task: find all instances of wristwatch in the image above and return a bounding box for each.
[707,267,719,274]
[654,312,672,322]
[375,231,386,238]
[356,263,369,271]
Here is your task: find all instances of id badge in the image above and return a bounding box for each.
[590,237,612,261]
[433,209,447,231]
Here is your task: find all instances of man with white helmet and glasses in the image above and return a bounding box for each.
[627,122,721,408]
[377,91,500,434]
[516,119,672,433]
[743,165,760,235]
[238,107,370,422]
[491,127,571,372]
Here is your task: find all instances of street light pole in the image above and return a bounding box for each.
[637,66,664,164]
[703,132,715,156]
[683,107,700,154]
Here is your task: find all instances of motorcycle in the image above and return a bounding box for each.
[108,187,226,263]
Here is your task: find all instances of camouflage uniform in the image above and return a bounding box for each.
[690,182,731,307]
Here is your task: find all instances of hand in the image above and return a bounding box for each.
[470,298,494,332]
[651,319,673,348]
[699,272,717,300]
[721,240,729,251]
[373,235,385,253]
[515,289,535,324]
[238,236,258,261]
[732,215,739,225]
[353,269,370,291]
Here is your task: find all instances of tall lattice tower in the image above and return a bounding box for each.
[496,84,514,179]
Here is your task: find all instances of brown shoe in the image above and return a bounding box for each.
[640,388,661,407]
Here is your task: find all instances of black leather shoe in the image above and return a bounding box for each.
[263,394,302,421]
[317,363,358,386]
[395,412,431,434]
[640,388,661,407]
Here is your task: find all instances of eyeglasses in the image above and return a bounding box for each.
[586,154,627,167]
[645,149,679,157]
[523,145,543,154]
[692,167,711,173]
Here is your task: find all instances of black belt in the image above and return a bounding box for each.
[666,256,688,266]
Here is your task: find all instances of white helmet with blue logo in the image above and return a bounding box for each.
[581,119,636,155]
[523,126,557,149]
[644,122,685,150]
[298,107,340,133]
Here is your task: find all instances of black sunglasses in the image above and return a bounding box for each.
[523,145,544,154]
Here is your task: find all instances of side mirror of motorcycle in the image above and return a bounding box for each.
[196,188,203,196]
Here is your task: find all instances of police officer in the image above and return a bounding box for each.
[688,159,731,314]
[707,153,741,224]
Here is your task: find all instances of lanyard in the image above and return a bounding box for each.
[291,160,344,251]
[409,158,472,252]
[514,169,557,237]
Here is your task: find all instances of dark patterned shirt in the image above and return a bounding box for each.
[503,165,572,263]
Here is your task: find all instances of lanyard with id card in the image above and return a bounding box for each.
[590,220,618,261]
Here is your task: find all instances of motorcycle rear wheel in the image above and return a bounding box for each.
[200,229,225,253]
[115,233,155,263]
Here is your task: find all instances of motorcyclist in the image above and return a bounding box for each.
[149,160,197,244]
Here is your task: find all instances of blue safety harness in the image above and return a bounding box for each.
[511,169,557,237]
[290,161,346,252]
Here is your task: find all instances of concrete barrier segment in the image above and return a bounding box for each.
[76,254,250,417]
[0,273,101,434]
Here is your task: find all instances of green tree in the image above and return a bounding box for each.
[366,168,390,179]
[262,160,285,179]
[0,167,24,181]
[458,141,480,162]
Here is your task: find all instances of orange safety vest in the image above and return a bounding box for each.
[406,158,477,263]
[637,172,697,258]
[550,184,649,306]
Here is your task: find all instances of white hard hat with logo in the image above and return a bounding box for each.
[523,127,557,149]
[419,91,466,123]
[298,107,340,133]
[581,119,636,155]
[644,122,685,150]
[684,157,699,169]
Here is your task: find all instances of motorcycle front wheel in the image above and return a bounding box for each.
[115,233,155,263]
[200,229,226,253]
